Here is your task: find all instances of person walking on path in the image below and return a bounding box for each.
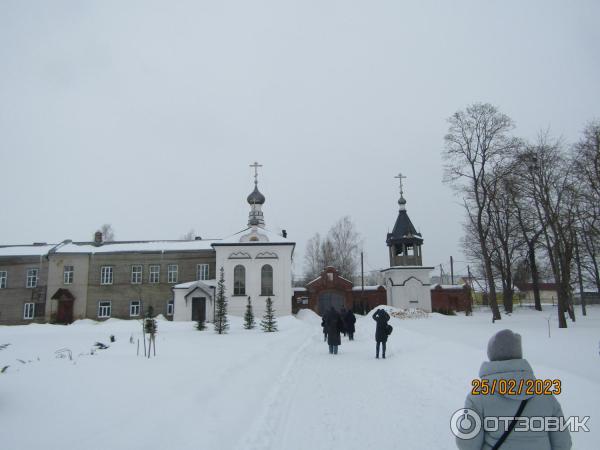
[345,309,356,341]
[372,308,390,359]
[321,316,328,342]
[455,329,572,450]
[324,307,342,355]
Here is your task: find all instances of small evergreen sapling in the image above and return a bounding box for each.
[214,267,229,334]
[260,297,277,332]
[196,318,206,330]
[244,296,255,329]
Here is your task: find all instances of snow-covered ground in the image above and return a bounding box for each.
[1,306,598,450]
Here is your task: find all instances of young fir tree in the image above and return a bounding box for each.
[260,297,277,332]
[214,266,229,334]
[244,296,255,330]
[196,318,206,331]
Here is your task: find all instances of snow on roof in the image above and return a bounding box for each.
[351,285,383,291]
[212,227,294,245]
[0,244,58,257]
[55,240,218,254]
[173,279,217,289]
[293,287,307,292]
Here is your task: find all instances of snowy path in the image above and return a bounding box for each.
[237,314,471,450]
[1,308,599,450]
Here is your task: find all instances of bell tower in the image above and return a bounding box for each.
[381,173,433,312]
[386,173,423,266]
[247,161,266,227]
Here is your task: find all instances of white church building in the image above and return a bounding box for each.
[173,165,294,322]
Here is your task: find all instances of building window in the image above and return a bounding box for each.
[261,264,274,296]
[63,265,74,285]
[100,266,113,285]
[130,300,141,317]
[167,264,178,284]
[233,265,245,295]
[196,264,209,281]
[98,301,112,318]
[167,300,174,316]
[131,265,143,284]
[149,265,160,283]
[35,303,45,317]
[0,271,6,289]
[26,268,39,288]
[23,303,35,320]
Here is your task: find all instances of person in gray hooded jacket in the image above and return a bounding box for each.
[456,329,571,450]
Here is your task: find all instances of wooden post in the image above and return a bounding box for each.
[450,256,454,285]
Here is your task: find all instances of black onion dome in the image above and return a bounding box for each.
[247,185,265,205]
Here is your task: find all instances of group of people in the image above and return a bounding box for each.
[321,307,391,358]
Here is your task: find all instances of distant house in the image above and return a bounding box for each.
[514,282,559,304]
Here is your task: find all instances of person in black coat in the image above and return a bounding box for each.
[321,317,328,342]
[324,307,342,355]
[345,309,356,341]
[373,308,390,359]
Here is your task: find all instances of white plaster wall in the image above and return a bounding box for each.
[46,254,90,320]
[215,244,293,318]
[173,286,215,322]
[384,266,433,312]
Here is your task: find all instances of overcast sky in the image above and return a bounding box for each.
[1,1,599,279]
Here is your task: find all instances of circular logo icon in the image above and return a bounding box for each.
[450,408,482,440]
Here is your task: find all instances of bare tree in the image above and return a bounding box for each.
[573,121,600,294]
[303,216,361,282]
[180,229,196,240]
[487,173,525,313]
[99,224,115,242]
[443,103,520,321]
[521,133,578,328]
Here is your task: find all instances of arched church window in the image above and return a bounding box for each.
[234,265,246,295]
[261,264,273,296]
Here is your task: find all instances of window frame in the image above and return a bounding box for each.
[23,302,35,320]
[0,270,6,289]
[63,265,74,285]
[167,264,178,284]
[196,263,209,281]
[131,264,143,284]
[233,264,246,296]
[261,264,274,296]
[149,264,160,284]
[26,268,39,288]
[167,300,174,316]
[130,300,141,317]
[100,266,113,285]
[98,300,112,318]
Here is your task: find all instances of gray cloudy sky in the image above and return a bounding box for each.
[1,1,599,278]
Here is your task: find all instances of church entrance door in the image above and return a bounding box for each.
[56,300,73,324]
[191,297,206,322]
[318,292,344,315]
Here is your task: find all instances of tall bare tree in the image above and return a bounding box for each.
[443,103,520,321]
[521,133,578,328]
[303,216,361,282]
[99,223,115,242]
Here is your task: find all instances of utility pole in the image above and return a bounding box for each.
[440,264,444,285]
[361,251,365,314]
[450,256,454,285]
